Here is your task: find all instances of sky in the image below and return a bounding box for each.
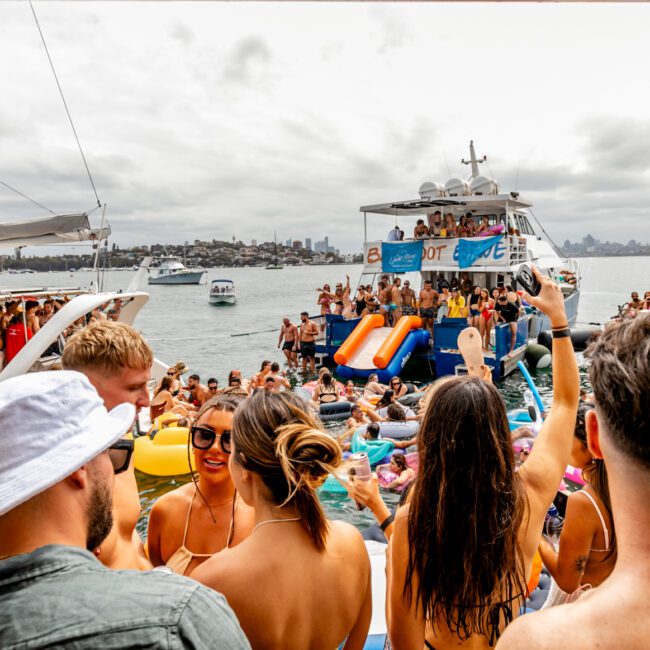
[1,2,649,255]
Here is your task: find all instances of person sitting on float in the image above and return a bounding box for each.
[363,372,388,397]
[309,371,339,410]
[377,453,416,491]
[147,396,255,576]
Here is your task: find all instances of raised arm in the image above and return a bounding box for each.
[518,267,580,540]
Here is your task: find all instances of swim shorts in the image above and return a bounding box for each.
[419,307,435,319]
[402,306,417,316]
[282,341,295,351]
[300,342,316,359]
[389,303,397,311]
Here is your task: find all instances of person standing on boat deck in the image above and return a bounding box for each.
[428,210,443,236]
[62,321,153,571]
[497,315,650,650]
[278,317,299,369]
[495,293,520,357]
[191,391,372,650]
[378,278,392,326]
[299,311,319,374]
[419,280,439,341]
[444,212,458,237]
[414,219,429,239]
[401,280,417,316]
[0,372,250,650]
[390,277,403,325]
[387,225,404,241]
[340,275,356,320]
[447,287,466,318]
[24,300,41,334]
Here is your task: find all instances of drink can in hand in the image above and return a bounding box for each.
[348,452,372,510]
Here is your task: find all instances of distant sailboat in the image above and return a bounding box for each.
[266,232,283,270]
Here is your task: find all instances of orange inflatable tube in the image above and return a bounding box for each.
[373,315,422,369]
[334,314,384,366]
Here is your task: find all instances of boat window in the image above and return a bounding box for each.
[521,215,533,234]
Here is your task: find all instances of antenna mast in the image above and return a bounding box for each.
[461,140,487,180]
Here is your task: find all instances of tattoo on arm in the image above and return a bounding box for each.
[573,555,587,575]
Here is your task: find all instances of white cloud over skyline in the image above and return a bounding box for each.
[1,2,649,254]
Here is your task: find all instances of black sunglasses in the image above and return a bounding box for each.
[208,385,218,391]
[108,439,134,474]
[191,426,232,454]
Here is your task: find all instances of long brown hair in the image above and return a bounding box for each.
[405,376,526,643]
[232,391,341,551]
[573,401,616,556]
[154,375,172,397]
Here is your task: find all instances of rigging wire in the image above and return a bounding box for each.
[528,207,563,258]
[29,0,101,209]
[0,180,56,214]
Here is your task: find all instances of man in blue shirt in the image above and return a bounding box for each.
[0,371,250,650]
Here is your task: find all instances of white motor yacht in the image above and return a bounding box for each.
[148,257,206,285]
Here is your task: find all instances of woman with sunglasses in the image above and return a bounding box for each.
[191,391,371,649]
[388,377,409,399]
[147,396,254,576]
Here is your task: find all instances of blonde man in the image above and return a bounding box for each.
[62,321,153,570]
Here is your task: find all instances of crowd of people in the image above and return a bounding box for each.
[306,273,525,355]
[1,266,649,649]
[0,294,127,367]
[387,211,510,241]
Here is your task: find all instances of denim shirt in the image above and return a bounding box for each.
[0,544,251,650]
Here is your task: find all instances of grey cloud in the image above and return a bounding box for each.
[170,21,194,46]
[223,37,272,82]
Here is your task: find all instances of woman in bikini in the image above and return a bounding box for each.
[387,267,580,650]
[310,371,340,411]
[479,288,494,351]
[468,286,483,332]
[317,284,335,330]
[191,391,371,649]
[444,213,457,237]
[539,402,616,606]
[147,396,255,576]
[149,376,191,421]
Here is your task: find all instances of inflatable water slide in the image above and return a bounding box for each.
[334,314,430,382]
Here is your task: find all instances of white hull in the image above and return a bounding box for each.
[148,270,206,285]
[209,294,236,305]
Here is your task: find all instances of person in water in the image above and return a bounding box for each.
[538,402,615,607]
[147,396,255,576]
[498,314,650,650]
[387,266,580,650]
[191,391,371,649]
[309,371,339,410]
[377,453,415,490]
[0,372,249,650]
[62,321,153,571]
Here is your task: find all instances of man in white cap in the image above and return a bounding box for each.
[0,371,250,649]
[62,320,153,570]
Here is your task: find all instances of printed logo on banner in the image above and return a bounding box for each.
[381,241,423,273]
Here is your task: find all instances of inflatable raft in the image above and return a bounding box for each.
[134,414,195,476]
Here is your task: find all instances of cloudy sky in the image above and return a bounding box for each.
[1,2,649,254]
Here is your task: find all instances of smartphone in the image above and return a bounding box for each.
[348,452,372,511]
[516,264,541,297]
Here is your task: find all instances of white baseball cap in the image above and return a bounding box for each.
[0,370,136,516]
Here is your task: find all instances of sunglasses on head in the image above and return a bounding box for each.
[191,426,232,454]
[108,438,134,474]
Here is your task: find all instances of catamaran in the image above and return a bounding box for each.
[314,141,581,381]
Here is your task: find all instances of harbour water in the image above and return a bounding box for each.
[2,256,648,533]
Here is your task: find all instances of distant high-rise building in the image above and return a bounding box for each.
[251,239,257,247]
[285,239,292,248]
[292,240,301,249]
[305,238,312,251]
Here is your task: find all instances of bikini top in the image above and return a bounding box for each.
[318,384,338,403]
[577,489,610,552]
[165,491,236,575]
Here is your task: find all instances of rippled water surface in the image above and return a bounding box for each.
[4,257,647,532]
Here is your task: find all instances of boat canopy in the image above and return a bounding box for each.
[211,279,234,284]
[360,193,532,216]
[0,213,110,248]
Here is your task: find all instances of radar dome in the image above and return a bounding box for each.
[444,178,470,197]
[418,181,445,199]
[470,175,499,195]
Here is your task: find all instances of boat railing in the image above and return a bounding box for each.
[508,236,528,265]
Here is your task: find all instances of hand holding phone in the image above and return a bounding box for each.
[516,264,542,297]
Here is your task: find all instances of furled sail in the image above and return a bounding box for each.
[0,213,110,248]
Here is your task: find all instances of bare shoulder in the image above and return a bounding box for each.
[497,608,558,649]
[329,519,366,549]
[150,483,192,516]
[190,546,241,589]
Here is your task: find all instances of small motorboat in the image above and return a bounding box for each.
[209,279,236,305]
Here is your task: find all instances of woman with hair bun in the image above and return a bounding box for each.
[192,391,371,649]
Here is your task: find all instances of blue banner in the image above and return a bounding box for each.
[381,240,423,273]
[457,236,503,269]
